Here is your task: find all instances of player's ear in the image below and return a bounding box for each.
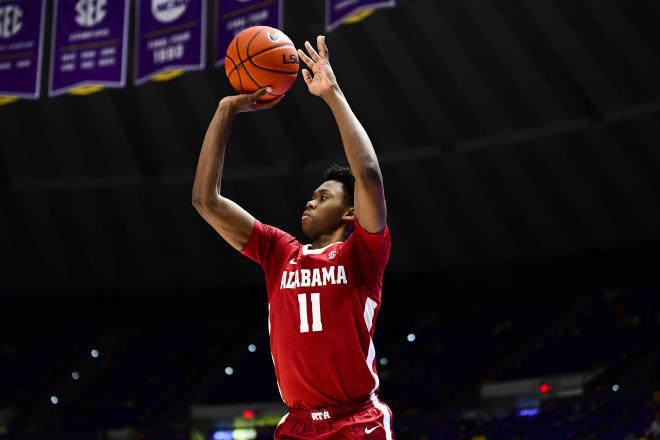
[341,206,355,222]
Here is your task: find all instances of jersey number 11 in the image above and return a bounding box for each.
[297,293,322,333]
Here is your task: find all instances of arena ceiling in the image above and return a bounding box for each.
[1,0,660,291]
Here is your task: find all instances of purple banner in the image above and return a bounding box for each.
[0,0,46,99]
[49,0,129,97]
[216,0,283,66]
[326,0,395,32]
[135,0,206,85]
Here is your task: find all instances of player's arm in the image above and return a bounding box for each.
[299,36,386,233]
[192,88,282,251]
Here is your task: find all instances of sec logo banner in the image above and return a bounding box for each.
[0,5,23,38]
[151,0,189,23]
[75,0,107,28]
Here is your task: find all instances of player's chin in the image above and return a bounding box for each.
[301,222,321,239]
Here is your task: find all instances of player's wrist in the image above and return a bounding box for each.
[218,98,239,116]
[321,85,343,103]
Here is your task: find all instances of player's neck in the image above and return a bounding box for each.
[310,225,349,250]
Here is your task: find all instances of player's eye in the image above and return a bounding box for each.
[320,195,328,201]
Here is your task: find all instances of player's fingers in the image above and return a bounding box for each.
[255,94,285,111]
[298,49,314,69]
[301,69,312,84]
[248,87,270,102]
[304,40,321,63]
[317,35,328,59]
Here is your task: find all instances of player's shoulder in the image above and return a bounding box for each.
[252,221,302,264]
[344,219,390,247]
[274,227,301,252]
[353,217,390,237]
[341,220,391,266]
[257,220,299,243]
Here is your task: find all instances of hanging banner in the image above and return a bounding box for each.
[215,0,283,66]
[0,0,46,100]
[135,0,207,85]
[49,0,130,97]
[325,0,395,32]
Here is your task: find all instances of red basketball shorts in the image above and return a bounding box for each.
[274,393,395,440]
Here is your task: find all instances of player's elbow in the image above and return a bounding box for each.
[192,195,203,212]
[192,197,207,217]
[191,189,205,210]
[192,193,217,213]
[193,194,229,217]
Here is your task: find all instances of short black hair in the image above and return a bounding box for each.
[321,164,354,207]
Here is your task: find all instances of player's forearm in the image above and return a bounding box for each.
[323,87,382,180]
[192,104,235,206]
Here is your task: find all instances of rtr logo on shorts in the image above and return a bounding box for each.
[328,250,336,260]
[311,410,331,420]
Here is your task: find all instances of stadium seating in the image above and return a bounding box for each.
[4,286,658,439]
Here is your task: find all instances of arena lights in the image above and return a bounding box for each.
[212,429,257,440]
[248,344,257,352]
[539,383,550,394]
[233,429,257,440]
[612,384,619,392]
[407,333,416,342]
[90,349,99,358]
[213,431,232,440]
[71,371,80,380]
[225,366,234,375]
[50,396,59,405]
[516,408,540,417]
[242,409,255,419]
[379,357,389,366]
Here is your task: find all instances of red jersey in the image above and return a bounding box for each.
[241,217,391,409]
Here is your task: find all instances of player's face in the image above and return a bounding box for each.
[302,180,353,239]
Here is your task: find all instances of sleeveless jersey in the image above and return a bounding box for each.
[241,217,391,409]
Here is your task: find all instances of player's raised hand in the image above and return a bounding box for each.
[298,35,339,99]
[219,87,284,114]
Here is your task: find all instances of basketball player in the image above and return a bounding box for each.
[192,35,393,439]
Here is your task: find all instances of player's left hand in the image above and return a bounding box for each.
[298,35,339,99]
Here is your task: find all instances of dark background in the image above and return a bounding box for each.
[1,0,660,438]
[2,0,660,291]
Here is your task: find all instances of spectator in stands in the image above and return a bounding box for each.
[568,402,586,424]
[647,409,660,439]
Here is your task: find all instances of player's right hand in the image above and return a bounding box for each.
[219,87,284,114]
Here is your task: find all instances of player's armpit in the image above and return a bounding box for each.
[192,195,255,252]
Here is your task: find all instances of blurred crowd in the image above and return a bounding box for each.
[2,286,658,439]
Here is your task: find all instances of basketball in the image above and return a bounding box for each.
[225,26,299,102]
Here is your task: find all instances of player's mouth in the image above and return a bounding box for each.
[302,211,311,221]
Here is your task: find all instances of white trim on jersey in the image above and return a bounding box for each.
[272,354,285,404]
[268,303,286,405]
[277,412,289,426]
[363,297,380,393]
[370,394,393,440]
[301,242,341,255]
[363,297,377,332]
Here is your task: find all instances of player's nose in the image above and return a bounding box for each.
[306,200,315,209]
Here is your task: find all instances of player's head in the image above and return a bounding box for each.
[302,164,355,239]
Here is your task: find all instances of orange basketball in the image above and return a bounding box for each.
[225,26,299,102]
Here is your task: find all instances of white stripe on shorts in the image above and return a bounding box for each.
[370,394,392,440]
